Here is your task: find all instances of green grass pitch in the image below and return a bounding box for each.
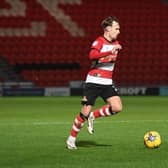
[0,96,168,168]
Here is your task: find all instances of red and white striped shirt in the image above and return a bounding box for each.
[85,36,120,85]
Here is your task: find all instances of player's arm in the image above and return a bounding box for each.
[89,38,113,60]
[89,49,113,60]
[89,49,117,63]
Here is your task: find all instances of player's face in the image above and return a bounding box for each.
[109,21,120,40]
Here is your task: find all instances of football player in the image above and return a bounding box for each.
[66,16,123,149]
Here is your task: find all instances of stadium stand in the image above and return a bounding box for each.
[0,0,168,86]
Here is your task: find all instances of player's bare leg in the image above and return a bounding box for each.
[106,96,122,113]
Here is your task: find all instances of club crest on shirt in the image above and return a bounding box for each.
[92,41,98,46]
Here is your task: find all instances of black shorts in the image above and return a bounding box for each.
[83,83,119,106]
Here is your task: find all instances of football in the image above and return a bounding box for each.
[144,131,161,149]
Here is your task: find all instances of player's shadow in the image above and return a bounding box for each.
[77,140,112,148]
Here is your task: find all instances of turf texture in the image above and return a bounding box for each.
[0,96,167,168]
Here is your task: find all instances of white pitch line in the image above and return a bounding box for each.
[0,120,167,126]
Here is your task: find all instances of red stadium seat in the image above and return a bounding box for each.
[0,0,168,86]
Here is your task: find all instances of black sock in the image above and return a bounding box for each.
[80,112,88,120]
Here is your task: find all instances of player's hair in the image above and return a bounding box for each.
[101,16,119,29]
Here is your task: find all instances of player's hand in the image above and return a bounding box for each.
[111,44,122,54]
